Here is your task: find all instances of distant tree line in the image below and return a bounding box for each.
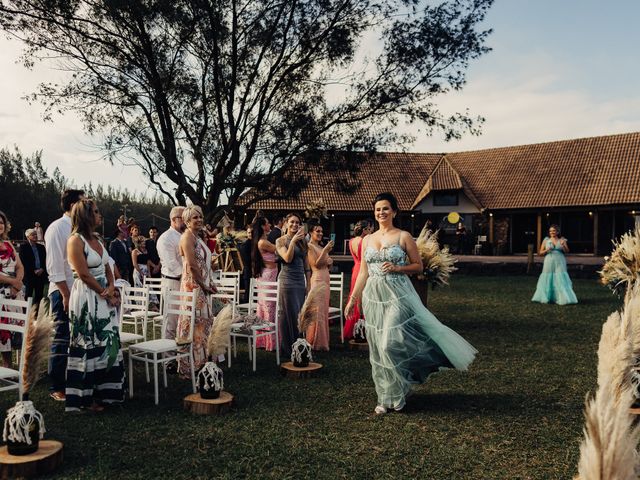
[0,147,172,241]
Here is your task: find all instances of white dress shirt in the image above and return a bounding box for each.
[157,227,183,278]
[44,214,74,295]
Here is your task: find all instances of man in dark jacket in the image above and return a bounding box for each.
[19,228,48,304]
[109,229,131,282]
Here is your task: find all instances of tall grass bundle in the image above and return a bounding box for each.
[415,226,457,288]
[298,283,328,333]
[600,226,640,298]
[206,305,235,357]
[577,382,640,480]
[22,299,55,394]
[597,311,633,399]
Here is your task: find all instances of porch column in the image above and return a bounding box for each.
[536,213,542,249]
[489,214,494,244]
[593,211,599,255]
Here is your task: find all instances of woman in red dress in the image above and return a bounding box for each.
[344,219,373,339]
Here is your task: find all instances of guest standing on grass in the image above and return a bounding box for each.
[131,236,152,288]
[146,226,162,278]
[0,210,25,368]
[177,206,216,376]
[345,192,477,415]
[275,213,310,357]
[344,219,373,340]
[66,199,124,412]
[109,228,131,284]
[251,216,278,350]
[532,225,578,305]
[45,188,84,402]
[157,206,185,341]
[19,228,48,305]
[305,219,334,351]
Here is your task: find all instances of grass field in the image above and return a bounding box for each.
[0,275,621,479]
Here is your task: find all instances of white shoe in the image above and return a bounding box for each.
[374,405,387,415]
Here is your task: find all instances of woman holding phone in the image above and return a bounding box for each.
[305,219,334,350]
[275,213,310,357]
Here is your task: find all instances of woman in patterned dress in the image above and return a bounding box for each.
[177,206,216,376]
[66,199,124,412]
[0,210,25,368]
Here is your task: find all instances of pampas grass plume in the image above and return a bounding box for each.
[22,299,55,394]
[206,305,235,357]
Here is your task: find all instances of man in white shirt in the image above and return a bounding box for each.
[45,188,84,402]
[157,206,185,341]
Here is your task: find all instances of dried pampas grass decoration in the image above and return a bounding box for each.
[415,226,457,288]
[298,283,328,333]
[577,263,640,478]
[600,226,640,298]
[577,382,640,480]
[22,300,55,395]
[206,305,235,357]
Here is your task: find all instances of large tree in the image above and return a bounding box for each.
[0,0,492,219]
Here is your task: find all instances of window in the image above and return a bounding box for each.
[433,191,459,206]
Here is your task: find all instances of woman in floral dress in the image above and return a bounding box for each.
[177,206,216,376]
[0,210,25,368]
[66,199,124,412]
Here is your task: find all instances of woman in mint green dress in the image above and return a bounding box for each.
[345,193,477,415]
[532,225,578,305]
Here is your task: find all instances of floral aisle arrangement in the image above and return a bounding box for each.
[304,199,328,221]
[198,305,234,399]
[3,301,54,455]
[575,227,640,479]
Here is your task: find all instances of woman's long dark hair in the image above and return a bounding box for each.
[251,216,268,278]
[372,192,400,227]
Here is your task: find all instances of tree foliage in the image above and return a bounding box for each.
[0,0,493,220]
[0,147,172,239]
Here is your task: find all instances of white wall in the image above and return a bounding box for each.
[414,191,481,214]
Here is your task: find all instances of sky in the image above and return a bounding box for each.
[1,0,640,194]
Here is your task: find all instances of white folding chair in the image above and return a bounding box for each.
[235,278,255,315]
[228,279,280,371]
[121,286,150,339]
[329,272,345,342]
[128,290,198,405]
[144,277,164,339]
[0,297,33,400]
[219,271,241,304]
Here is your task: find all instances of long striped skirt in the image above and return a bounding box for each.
[66,275,124,412]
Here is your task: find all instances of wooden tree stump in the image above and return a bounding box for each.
[280,362,323,379]
[183,391,234,415]
[0,440,63,479]
[348,340,369,351]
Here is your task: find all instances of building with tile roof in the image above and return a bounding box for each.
[240,132,640,255]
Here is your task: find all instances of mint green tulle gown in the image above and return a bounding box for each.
[531,237,578,305]
[362,244,477,410]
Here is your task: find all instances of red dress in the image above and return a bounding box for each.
[344,237,363,339]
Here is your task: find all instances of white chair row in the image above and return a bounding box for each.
[0,296,32,400]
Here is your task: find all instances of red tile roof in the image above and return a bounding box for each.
[240,132,640,212]
[446,131,640,209]
[241,152,442,212]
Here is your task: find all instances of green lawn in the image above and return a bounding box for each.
[1,275,620,479]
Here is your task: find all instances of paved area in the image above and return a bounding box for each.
[332,254,604,266]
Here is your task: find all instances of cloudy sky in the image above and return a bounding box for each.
[1,0,639,194]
